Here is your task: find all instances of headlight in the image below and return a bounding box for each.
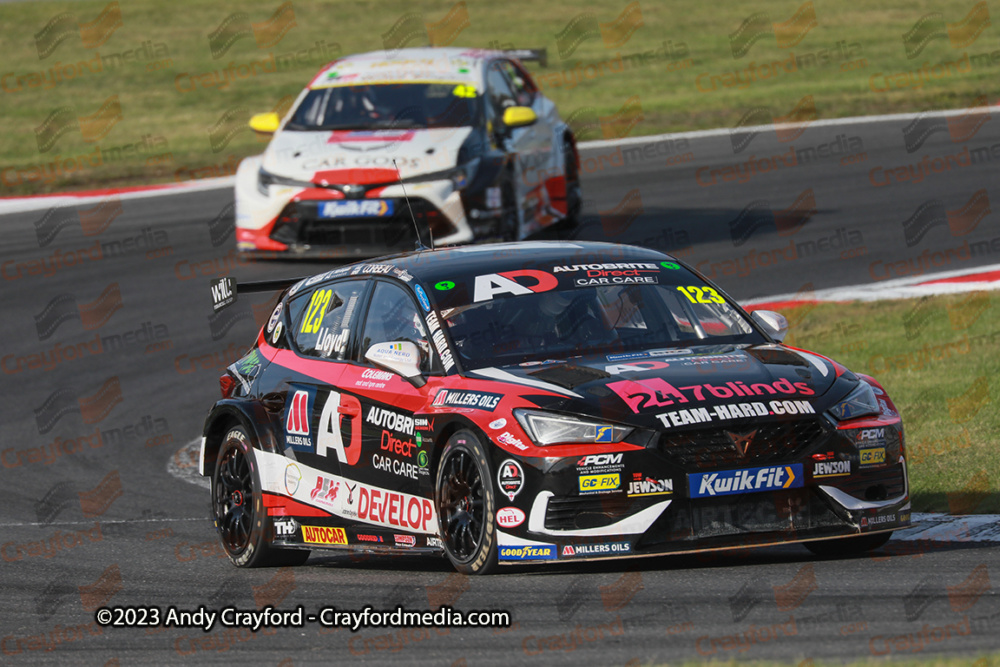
[513,409,632,446]
[827,382,880,421]
[257,168,312,196]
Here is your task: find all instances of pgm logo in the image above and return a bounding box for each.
[473,269,558,302]
[34,2,123,59]
[286,390,310,437]
[858,428,885,441]
[498,544,556,561]
[902,1,990,59]
[729,189,817,247]
[729,95,818,154]
[729,2,817,58]
[554,1,644,59]
[689,464,802,498]
[899,190,990,247]
[577,454,623,467]
[207,1,297,59]
[35,95,123,153]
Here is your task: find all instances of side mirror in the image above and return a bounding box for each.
[249,112,280,135]
[502,106,537,129]
[365,341,426,388]
[751,310,789,343]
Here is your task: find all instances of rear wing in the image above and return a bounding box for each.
[210,276,305,312]
[501,48,547,67]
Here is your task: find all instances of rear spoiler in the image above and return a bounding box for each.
[210,276,305,312]
[501,48,547,67]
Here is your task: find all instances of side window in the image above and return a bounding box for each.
[359,282,434,373]
[500,61,534,106]
[290,280,366,360]
[485,63,517,121]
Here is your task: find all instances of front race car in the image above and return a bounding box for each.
[416,245,910,568]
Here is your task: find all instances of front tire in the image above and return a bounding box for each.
[435,430,498,575]
[803,531,892,558]
[212,426,309,567]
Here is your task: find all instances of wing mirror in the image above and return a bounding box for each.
[365,341,426,388]
[751,310,789,342]
[502,106,537,129]
[249,112,280,135]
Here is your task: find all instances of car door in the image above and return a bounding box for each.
[333,279,440,539]
[485,60,541,234]
[277,278,370,518]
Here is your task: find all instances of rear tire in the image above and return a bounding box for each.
[803,531,892,558]
[435,430,498,575]
[212,426,310,567]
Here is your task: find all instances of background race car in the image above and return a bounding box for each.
[235,48,581,257]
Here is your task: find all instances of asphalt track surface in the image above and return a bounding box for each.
[2,114,999,664]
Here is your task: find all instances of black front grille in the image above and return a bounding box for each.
[827,463,905,501]
[271,199,441,249]
[545,494,633,531]
[655,418,830,471]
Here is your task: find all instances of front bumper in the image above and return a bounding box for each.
[495,415,911,563]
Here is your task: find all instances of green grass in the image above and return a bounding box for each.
[1,0,997,194]
[773,291,999,514]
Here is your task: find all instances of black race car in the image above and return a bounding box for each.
[199,241,909,574]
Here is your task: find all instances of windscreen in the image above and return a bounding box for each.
[286,83,480,131]
[434,261,765,369]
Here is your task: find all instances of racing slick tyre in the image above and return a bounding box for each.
[563,137,582,226]
[435,430,499,575]
[212,426,310,568]
[803,531,892,558]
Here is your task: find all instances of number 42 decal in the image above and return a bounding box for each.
[317,390,362,465]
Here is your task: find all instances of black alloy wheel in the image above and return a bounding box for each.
[435,430,498,575]
[212,425,309,567]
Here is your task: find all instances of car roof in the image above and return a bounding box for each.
[308,47,507,90]
[373,240,676,286]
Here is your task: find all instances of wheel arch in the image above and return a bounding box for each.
[201,400,280,479]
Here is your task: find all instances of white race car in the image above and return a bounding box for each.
[235,47,581,257]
